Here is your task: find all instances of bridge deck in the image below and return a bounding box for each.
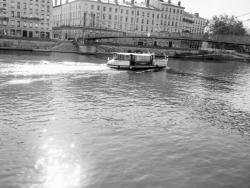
[83,34,250,46]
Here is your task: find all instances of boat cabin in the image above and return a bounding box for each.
[113,53,155,66]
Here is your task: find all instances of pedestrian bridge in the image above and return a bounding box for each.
[82,32,250,46]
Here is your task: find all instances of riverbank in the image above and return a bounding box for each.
[96,44,250,62]
[1,38,250,61]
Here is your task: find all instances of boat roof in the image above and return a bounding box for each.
[114,53,154,56]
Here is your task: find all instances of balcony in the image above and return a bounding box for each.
[0,7,6,11]
[21,17,41,21]
[0,16,9,21]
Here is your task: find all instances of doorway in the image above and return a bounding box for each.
[23,30,28,37]
[29,31,33,38]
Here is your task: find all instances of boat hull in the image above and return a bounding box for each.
[107,64,166,70]
[107,52,168,71]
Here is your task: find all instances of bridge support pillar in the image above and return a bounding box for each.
[78,45,97,54]
[201,41,213,50]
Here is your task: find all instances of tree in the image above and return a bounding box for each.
[209,15,246,36]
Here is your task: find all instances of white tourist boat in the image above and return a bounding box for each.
[107,53,168,70]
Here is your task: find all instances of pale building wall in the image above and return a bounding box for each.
[52,0,185,36]
[191,13,207,34]
[160,2,184,33]
[52,0,207,39]
[0,0,53,38]
[182,11,193,33]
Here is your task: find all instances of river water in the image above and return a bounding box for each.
[0,50,250,188]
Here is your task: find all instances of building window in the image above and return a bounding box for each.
[17,2,20,9]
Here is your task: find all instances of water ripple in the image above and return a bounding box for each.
[0,53,250,188]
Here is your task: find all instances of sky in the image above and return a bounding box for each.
[178,0,250,28]
[54,0,250,28]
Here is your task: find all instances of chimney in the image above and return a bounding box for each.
[168,0,171,4]
[60,0,62,5]
[66,0,69,3]
[146,0,150,7]
[178,1,181,6]
[194,13,199,17]
[131,0,135,5]
[123,0,125,3]
[115,0,118,4]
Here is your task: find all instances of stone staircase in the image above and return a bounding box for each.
[50,41,79,52]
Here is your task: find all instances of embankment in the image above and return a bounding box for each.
[95,44,250,62]
[1,38,250,62]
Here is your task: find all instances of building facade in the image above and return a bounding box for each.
[191,13,207,34]
[53,0,162,34]
[149,0,184,33]
[0,0,53,38]
[52,0,207,41]
[182,12,207,34]
[182,11,193,33]
[52,0,189,39]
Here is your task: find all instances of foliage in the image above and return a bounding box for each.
[209,15,246,36]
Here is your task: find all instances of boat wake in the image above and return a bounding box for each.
[166,68,235,85]
[5,78,48,85]
[0,60,111,76]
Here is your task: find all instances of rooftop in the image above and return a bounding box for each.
[55,0,159,10]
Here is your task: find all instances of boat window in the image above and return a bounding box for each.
[113,54,118,60]
[135,55,151,62]
[125,55,130,61]
[117,54,130,61]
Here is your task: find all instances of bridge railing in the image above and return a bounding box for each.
[84,31,207,40]
[207,34,250,45]
[82,30,250,46]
